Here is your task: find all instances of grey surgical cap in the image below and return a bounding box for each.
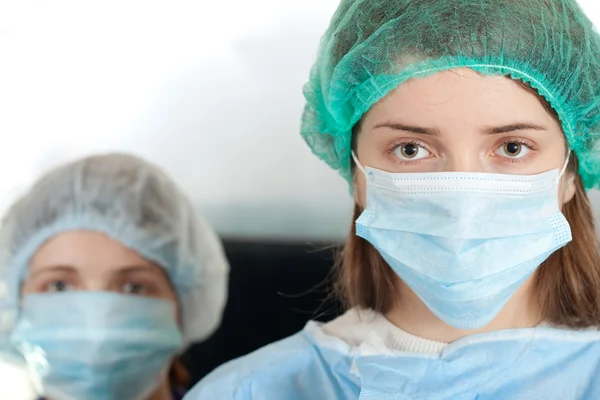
[0,153,229,345]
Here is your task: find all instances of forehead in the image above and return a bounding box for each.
[364,68,557,128]
[29,230,162,276]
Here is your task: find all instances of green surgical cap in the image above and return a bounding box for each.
[301,0,600,189]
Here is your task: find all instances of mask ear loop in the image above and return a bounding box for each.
[351,151,366,175]
[559,150,571,179]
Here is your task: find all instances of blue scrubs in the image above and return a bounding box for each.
[185,321,600,400]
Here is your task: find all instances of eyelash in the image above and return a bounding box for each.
[45,279,74,292]
[35,278,159,296]
[496,138,537,164]
[122,279,160,296]
[387,138,538,164]
[387,139,434,165]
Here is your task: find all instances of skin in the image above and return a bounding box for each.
[22,230,178,400]
[353,68,577,343]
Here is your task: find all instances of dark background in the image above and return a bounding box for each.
[181,239,343,384]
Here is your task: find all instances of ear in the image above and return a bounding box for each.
[560,172,577,206]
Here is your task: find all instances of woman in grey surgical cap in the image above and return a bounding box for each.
[0,153,229,400]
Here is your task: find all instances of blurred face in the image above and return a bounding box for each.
[353,68,576,206]
[22,230,177,303]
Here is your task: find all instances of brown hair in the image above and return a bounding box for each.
[336,83,600,329]
[169,358,191,391]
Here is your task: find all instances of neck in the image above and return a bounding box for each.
[385,276,543,343]
[147,379,173,400]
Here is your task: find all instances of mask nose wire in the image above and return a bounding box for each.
[351,151,366,175]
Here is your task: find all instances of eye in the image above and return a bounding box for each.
[494,141,531,159]
[46,280,73,293]
[122,282,148,295]
[393,142,432,161]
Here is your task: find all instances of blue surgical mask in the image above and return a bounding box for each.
[10,292,183,400]
[352,152,572,329]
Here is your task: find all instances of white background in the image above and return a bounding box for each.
[0,0,599,241]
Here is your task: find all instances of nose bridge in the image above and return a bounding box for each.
[445,146,485,173]
[81,270,112,292]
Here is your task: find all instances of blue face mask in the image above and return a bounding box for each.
[352,152,572,330]
[10,292,183,400]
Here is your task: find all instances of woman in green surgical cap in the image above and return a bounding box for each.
[185,1,600,399]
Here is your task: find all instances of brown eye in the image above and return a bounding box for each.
[401,144,418,158]
[46,281,73,293]
[495,141,531,159]
[123,282,148,295]
[393,143,431,161]
[504,142,522,156]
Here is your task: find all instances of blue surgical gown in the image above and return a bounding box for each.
[184,321,600,400]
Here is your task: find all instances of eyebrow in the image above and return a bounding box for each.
[373,121,547,136]
[115,265,161,275]
[481,122,547,135]
[28,265,76,278]
[373,122,441,136]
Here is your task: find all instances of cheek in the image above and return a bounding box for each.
[155,285,179,314]
[20,276,48,297]
[20,281,33,297]
[172,302,181,323]
[160,283,180,322]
